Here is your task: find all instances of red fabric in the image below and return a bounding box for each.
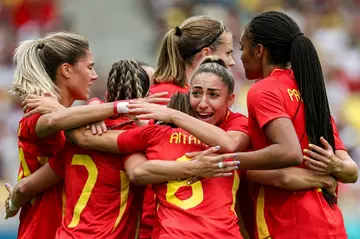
[149,83,189,105]
[117,124,243,239]
[247,69,347,238]
[48,117,144,239]
[17,114,66,239]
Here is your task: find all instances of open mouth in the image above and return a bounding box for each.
[196,112,214,120]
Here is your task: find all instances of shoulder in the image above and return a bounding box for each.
[220,110,248,132]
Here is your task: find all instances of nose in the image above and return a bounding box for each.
[228,56,236,68]
[198,96,209,109]
[92,69,98,81]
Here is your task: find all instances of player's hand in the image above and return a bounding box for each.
[303,137,342,174]
[4,183,18,219]
[85,98,107,135]
[323,176,338,197]
[185,146,240,184]
[23,93,65,117]
[127,102,175,123]
[137,92,170,104]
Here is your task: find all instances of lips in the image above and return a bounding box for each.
[196,112,214,120]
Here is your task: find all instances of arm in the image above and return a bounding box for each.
[35,102,117,138]
[235,118,303,170]
[303,137,358,183]
[125,148,240,185]
[128,103,249,152]
[332,150,358,183]
[246,167,336,191]
[67,128,123,153]
[11,163,62,209]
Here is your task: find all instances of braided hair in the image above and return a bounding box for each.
[245,11,335,205]
[106,59,150,102]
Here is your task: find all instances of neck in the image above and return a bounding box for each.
[185,64,196,84]
[262,64,288,79]
[58,85,75,108]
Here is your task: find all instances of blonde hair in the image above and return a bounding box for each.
[10,32,89,100]
[153,15,229,88]
[191,55,234,94]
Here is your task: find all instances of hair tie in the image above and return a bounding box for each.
[37,40,44,50]
[175,26,182,37]
[290,32,304,43]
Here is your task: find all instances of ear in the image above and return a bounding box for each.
[60,63,72,79]
[227,93,235,108]
[200,47,212,58]
[254,43,264,60]
[105,90,108,102]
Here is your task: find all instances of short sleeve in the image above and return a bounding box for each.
[220,112,249,135]
[331,117,346,151]
[48,152,65,179]
[247,85,290,129]
[117,125,163,154]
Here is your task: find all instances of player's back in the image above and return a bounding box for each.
[149,82,188,104]
[17,114,65,239]
[51,118,144,239]
[117,125,243,239]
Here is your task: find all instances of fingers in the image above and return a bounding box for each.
[304,160,327,173]
[145,98,170,104]
[187,176,201,185]
[199,146,221,157]
[44,92,57,99]
[24,108,39,118]
[5,183,13,194]
[303,149,330,164]
[214,152,240,163]
[100,121,107,133]
[303,156,328,169]
[146,92,169,98]
[320,136,333,151]
[185,151,203,158]
[307,144,328,157]
[212,172,233,178]
[90,124,97,135]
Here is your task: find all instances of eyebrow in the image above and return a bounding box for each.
[207,88,221,91]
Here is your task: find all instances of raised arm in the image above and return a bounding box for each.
[128,102,250,152]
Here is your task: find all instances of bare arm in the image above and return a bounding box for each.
[246,167,336,191]
[11,163,62,209]
[234,118,303,170]
[303,137,358,183]
[125,148,240,185]
[332,150,358,183]
[67,128,123,154]
[128,103,250,152]
[170,110,250,152]
[35,103,116,138]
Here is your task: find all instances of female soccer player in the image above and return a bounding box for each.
[195,11,358,238]
[150,15,236,99]
[8,32,98,239]
[5,60,238,238]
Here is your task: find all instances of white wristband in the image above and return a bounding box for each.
[116,102,129,114]
[9,199,19,212]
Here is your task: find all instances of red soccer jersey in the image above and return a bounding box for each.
[149,82,189,105]
[17,114,65,239]
[48,117,145,239]
[117,118,248,239]
[247,68,347,239]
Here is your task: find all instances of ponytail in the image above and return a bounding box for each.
[11,40,60,100]
[153,30,187,87]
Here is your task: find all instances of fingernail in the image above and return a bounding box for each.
[303,149,308,153]
[5,183,9,188]
[236,161,240,165]
[233,153,239,157]
[187,182,191,185]
[214,146,220,150]
[235,166,238,170]
[308,144,313,147]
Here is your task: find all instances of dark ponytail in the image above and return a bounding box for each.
[247,11,335,205]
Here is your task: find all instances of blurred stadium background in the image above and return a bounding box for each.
[0,0,359,238]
